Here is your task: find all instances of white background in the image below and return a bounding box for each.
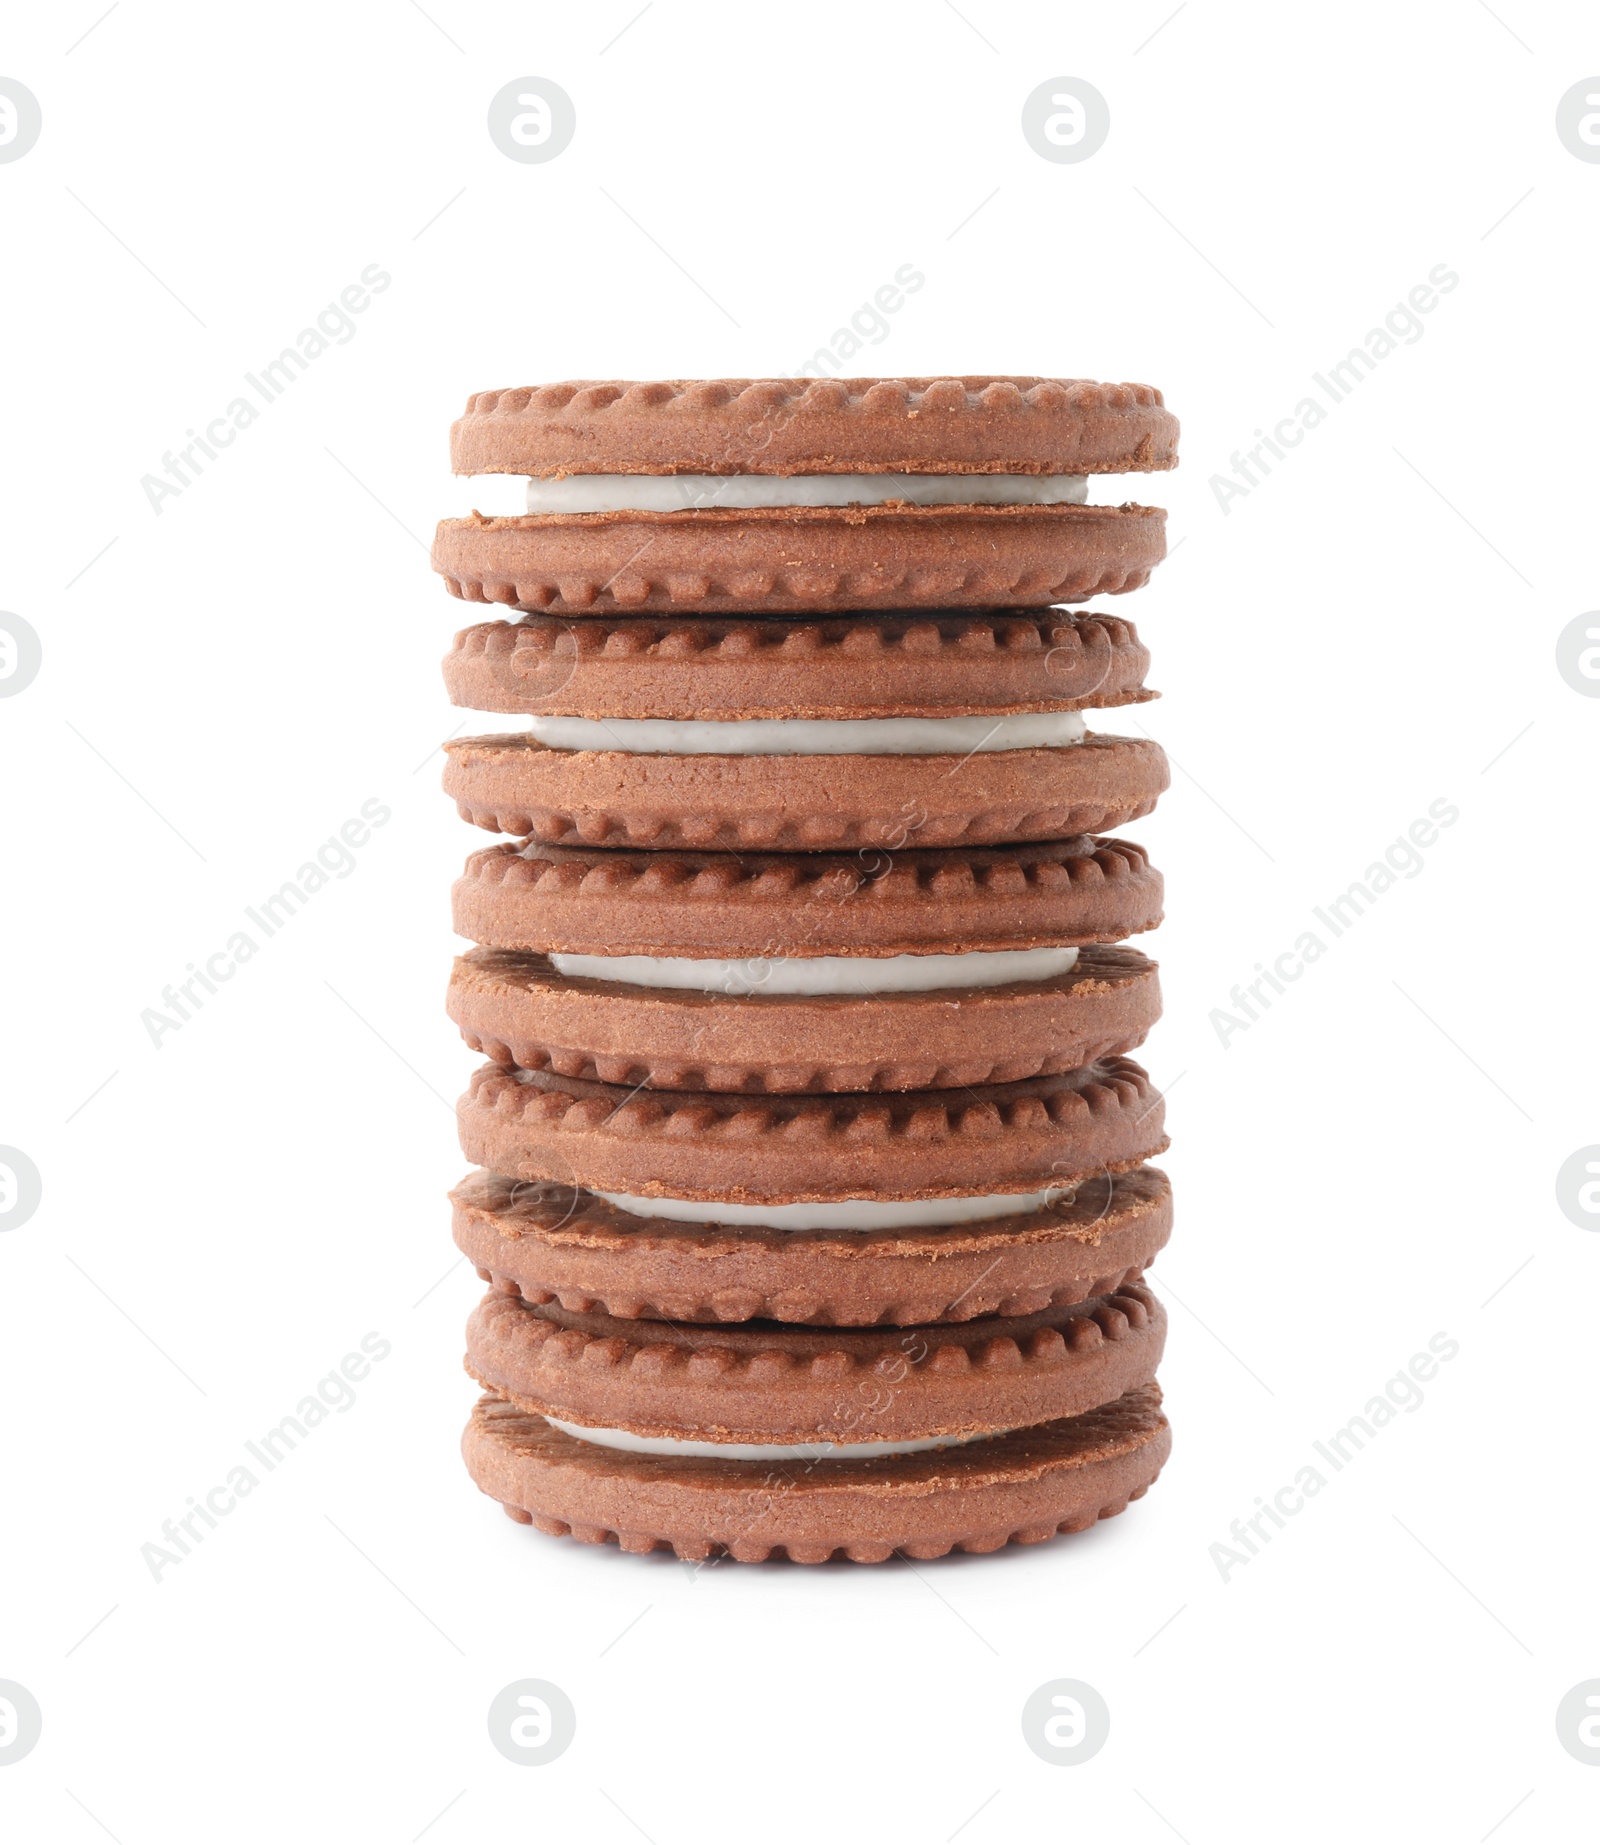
[2,1,1597,1838]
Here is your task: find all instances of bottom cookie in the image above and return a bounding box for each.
[463,1384,1169,1563]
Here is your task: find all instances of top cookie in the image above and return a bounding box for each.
[452,378,1178,478]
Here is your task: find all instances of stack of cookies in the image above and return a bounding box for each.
[432,376,1178,1563]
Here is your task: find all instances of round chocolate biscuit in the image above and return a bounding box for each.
[451,1165,1172,1326]
[465,1282,1164,1446]
[447,943,1161,1093]
[432,502,1166,616]
[442,730,1168,850]
[463,1382,1171,1562]
[442,609,1156,720]
[451,377,1179,478]
[456,1057,1168,1204]
[454,835,1164,959]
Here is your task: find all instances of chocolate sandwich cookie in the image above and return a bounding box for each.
[447,942,1161,1092]
[449,834,1163,1092]
[435,377,1175,614]
[456,1058,1168,1204]
[451,1164,1172,1326]
[454,835,1164,958]
[442,727,1168,850]
[465,1384,1170,1561]
[443,609,1156,720]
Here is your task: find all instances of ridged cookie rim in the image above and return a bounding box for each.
[464,1053,1161,1142]
[452,376,1178,477]
[441,730,1170,851]
[464,1282,1164,1443]
[442,607,1158,719]
[456,1054,1170,1203]
[432,502,1166,615]
[453,834,1164,958]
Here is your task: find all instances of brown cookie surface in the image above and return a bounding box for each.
[454,835,1163,958]
[432,502,1166,615]
[443,609,1156,720]
[464,1382,1171,1562]
[451,377,1179,477]
[465,1282,1163,1444]
[456,1057,1168,1203]
[452,1165,1172,1326]
[448,943,1161,1093]
[442,731,1168,850]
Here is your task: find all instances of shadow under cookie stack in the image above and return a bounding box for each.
[433,376,1178,1564]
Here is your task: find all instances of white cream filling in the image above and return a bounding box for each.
[517,472,1091,514]
[598,1188,1065,1231]
[551,945,1078,996]
[545,1417,1002,1461]
[524,711,1087,756]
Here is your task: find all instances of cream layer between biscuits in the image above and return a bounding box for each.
[521,473,1093,513]
[462,471,1101,516]
[550,945,1080,996]
[597,1188,1069,1232]
[523,711,1088,755]
[543,1417,1004,1461]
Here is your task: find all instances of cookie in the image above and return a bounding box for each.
[451,378,1179,478]
[466,1276,1162,1440]
[433,502,1166,616]
[468,1383,1170,1562]
[454,835,1164,958]
[462,1380,1170,1562]
[442,729,1168,849]
[442,609,1156,720]
[438,377,1174,614]
[447,942,1161,1092]
[456,1057,1168,1205]
[451,1164,1172,1326]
